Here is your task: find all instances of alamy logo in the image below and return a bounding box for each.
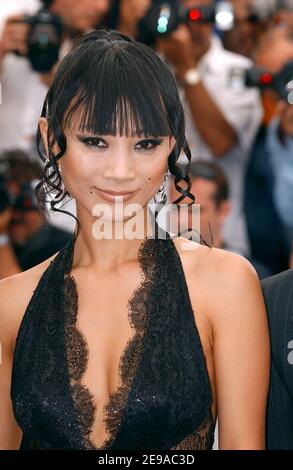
[287,340,293,365]
[287,80,293,105]
[91,200,201,250]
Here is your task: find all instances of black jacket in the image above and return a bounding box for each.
[261,270,293,449]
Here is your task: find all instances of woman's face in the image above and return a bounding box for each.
[39,117,176,223]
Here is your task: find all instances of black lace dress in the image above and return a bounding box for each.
[10,223,215,450]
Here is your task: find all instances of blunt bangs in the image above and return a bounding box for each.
[47,33,179,138]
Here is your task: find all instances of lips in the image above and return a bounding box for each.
[94,187,137,202]
[95,187,137,195]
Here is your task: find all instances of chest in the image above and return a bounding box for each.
[67,263,146,393]
[12,239,215,449]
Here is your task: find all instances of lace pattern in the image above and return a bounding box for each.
[170,409,215,450]
[64,274,97,449]
[11,221,215,450]
[63,235,158,450]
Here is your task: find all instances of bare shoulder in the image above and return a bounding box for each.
[174,236,258,281]
[0,250,61,353]
[173,237,264,327]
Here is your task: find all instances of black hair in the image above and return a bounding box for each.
[188,160,229,207]
[35,28,197,241]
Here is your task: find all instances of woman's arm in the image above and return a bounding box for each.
[0,277,23,449]
[210,254,270,449]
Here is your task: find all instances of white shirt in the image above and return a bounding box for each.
[0,2,75,233]
[179,35,263,256]
[0,0,47,154]
[0,54,48,153]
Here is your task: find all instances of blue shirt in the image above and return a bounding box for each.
[267,116,293,235]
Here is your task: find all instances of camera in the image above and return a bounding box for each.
[137,1,235,45]
[13,182,40,213]
[13,8,63,73]
[229,60,293,100]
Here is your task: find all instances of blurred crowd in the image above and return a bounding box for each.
[0,0,292,280]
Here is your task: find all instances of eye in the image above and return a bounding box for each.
[135,139,163,151]
[79,136,107,148]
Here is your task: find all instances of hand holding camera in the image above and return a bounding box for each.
[0,14,29,62]
[0,8,63,73]
[156,23,199,81]
[230,60,293,101]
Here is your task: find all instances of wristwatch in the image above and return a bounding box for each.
[180,67,201,87]
[0,233,9,246]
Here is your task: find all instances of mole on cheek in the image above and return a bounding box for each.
[148,177,151,180]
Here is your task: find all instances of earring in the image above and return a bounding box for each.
[154,169,169,205]
[58,165,64,192]
[57,165,70,198]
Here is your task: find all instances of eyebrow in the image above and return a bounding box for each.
[74,132,165,139]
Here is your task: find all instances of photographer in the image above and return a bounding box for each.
[222,0,267,58]
[223,0,293,58]
[244,27,293,275]
[153,0,263,257]
[0,0,110,152]
[268,101,293,265]
[0,150,71,279]
[0,2,47,153]
[257,28,293,238]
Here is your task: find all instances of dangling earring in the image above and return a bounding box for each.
[58,165,70,198]
[154,169,169,206]
[58,165,64,190]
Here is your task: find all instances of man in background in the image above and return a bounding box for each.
[0,150,71,279]
[168,160,272,279]
[244,27,293,275]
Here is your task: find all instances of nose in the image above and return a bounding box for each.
[102,148,136,182]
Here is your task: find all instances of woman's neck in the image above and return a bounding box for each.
[72,204,157,271]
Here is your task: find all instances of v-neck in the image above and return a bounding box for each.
[61,228,166,449]
[11,212,215,450]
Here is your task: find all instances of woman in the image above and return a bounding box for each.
[0,29,269,450]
